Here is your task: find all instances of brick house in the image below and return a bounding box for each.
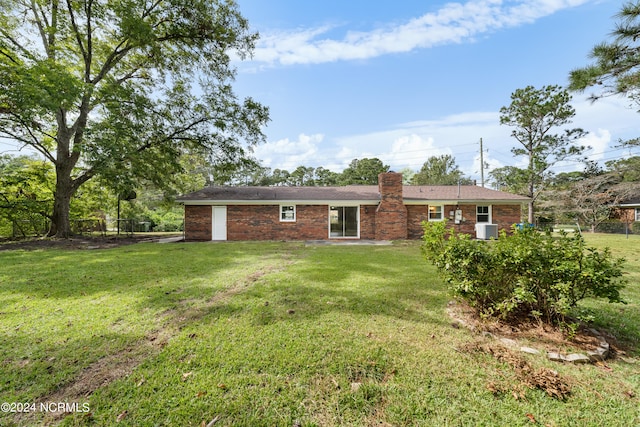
[177,172,529,241]
[619,197,640,224]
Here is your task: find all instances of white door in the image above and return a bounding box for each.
[212,206,227,241]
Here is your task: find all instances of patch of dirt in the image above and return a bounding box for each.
[16,332,170,426]
[0,234,180,251]
[447,300,620,355]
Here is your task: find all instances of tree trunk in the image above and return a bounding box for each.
[528,149,535,225]
[48,162,76,238]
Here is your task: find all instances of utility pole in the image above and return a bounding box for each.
[479,137,485,187]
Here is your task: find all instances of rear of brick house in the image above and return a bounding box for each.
[178,172,529,241]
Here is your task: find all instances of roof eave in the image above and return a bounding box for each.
[178,199,381,205]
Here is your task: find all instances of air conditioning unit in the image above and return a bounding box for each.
[475,223,498,240]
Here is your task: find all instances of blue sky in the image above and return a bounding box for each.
[233,0,640,182]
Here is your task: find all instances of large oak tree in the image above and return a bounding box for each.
[0,0,269,237]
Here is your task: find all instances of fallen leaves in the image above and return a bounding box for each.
[526,367,571,400]
[463,340,572,400]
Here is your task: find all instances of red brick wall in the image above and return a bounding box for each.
[227,205,330,240]
[184,205,212,241]
[185,201,523,241]
[360,205,377,239]
[446,204,477,235]
[185,204,380,241]
[407,205,429,239]
[375,172,407,240]
[406,204,523,239]
[613,208,635,223]
[492,205,522,232]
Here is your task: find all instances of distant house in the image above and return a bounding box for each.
[619,196,640,224]
[177,172,529,241]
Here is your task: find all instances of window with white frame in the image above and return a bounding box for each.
[280,205,296,222]
[636,208,640,222]
[428,205,443,221]
[476,205,491,223]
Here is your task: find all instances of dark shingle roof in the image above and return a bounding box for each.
[403,185,530,202]
[178,185,529,204]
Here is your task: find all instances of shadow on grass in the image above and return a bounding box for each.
[0,242,282,299]
[234,245,452,327]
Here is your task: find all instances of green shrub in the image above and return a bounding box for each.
[595,220,626,234]
[421,221,627,323]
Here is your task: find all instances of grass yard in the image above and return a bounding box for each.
[0,235,638,426]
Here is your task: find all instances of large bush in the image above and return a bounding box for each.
[595,220,626,234]
[421,221,627,323]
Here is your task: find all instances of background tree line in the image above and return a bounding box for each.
[210,154,473,187]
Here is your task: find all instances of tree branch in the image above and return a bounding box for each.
[91,39,134,85]
[0,48,19,64]
[29,0,49,55]
[0,27,38,61]
[66,0,89,76]
[143,0,163,18]
[0,125,55,163]
[86,0,93,80]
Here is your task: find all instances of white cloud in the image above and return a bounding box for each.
[581,128,610,162]
[333,111,507,172]
[382,134,452,170]
[572,96,639,141]
[253,133,324,171]
[250,0,593,66]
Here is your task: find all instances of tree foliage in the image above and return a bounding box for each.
[0,155,52,236]
[411,155,472,185]
[569,1,640,105]
[606,155,640,183]
[0,154,111,236]
[421,221,627,324]
[339,158,389,185]
[489,166,529,194]
[0,0,269,237]
[499,85,587,223]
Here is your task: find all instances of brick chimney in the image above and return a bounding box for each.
[375,172,407,240]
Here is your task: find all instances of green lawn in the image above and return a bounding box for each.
[0,236,638,426]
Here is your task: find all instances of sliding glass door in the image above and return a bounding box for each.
[330,206,359,238]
